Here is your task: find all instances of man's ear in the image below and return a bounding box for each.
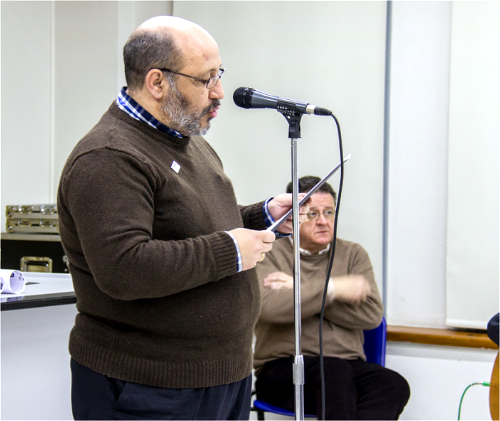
[144,69,169,100]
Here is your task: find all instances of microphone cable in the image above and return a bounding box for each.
[318,113,344,420]
[457,381,490,420]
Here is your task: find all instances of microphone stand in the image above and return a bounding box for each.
[281,111,305,421]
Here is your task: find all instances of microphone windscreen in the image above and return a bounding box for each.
[233,87,253,109]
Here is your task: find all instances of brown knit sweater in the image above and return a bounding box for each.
[254,238,383,373]
[57,102,267,388]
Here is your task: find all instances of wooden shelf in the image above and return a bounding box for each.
[387,325,498,350]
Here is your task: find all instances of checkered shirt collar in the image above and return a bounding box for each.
[116,87,184,138]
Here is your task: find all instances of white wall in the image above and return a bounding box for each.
[5,1,497,331]
[3,2,497,330]
[386,344,497,421]
[1,0,497,322]
[52,1,119,195]
[1,1,53,216]
[1,0,172,232]
[1,0,388,297]
[174,0,387,296]
[1,2,499,420]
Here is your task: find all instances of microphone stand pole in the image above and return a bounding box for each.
[282,111,305,421]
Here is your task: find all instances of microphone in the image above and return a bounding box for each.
[233,87,332,116]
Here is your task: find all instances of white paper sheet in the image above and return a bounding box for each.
[0,270,27,294]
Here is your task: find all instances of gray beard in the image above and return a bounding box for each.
[162,85,215,136]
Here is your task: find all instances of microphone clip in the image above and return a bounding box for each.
[281,111,303,139]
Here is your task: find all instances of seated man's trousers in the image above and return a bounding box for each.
[255,355,410,420]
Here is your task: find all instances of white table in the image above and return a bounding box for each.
[1,271,76,420]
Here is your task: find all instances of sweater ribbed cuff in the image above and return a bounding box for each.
[209,232,239,280]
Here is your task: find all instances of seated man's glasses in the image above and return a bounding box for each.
[155,68,225,89]
[307,209,335,220]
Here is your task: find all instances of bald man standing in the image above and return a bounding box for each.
[57,16,306,420]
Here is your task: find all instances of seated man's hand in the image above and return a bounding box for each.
[263,271,293,290]
[267,193,310,234]
[329,275,371,304]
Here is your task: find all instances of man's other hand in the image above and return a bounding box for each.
[329,275,371,304]
[262,271,293,290]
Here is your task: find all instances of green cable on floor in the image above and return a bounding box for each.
[457,381,490,420]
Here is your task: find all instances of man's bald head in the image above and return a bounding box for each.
[123,16,217,93]
[136,16,214,41]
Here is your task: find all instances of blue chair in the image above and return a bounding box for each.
[252,317,387,419]
[363,317,386,366]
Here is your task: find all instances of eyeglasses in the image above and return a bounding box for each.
[155,67,225,89]
[307,209,335,220]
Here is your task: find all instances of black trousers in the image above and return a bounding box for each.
[71,359,252,420]
[255,356,410,420]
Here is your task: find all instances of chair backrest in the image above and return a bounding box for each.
[363,317,386,366]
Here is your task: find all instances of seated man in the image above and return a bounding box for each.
[254,176,410,420]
